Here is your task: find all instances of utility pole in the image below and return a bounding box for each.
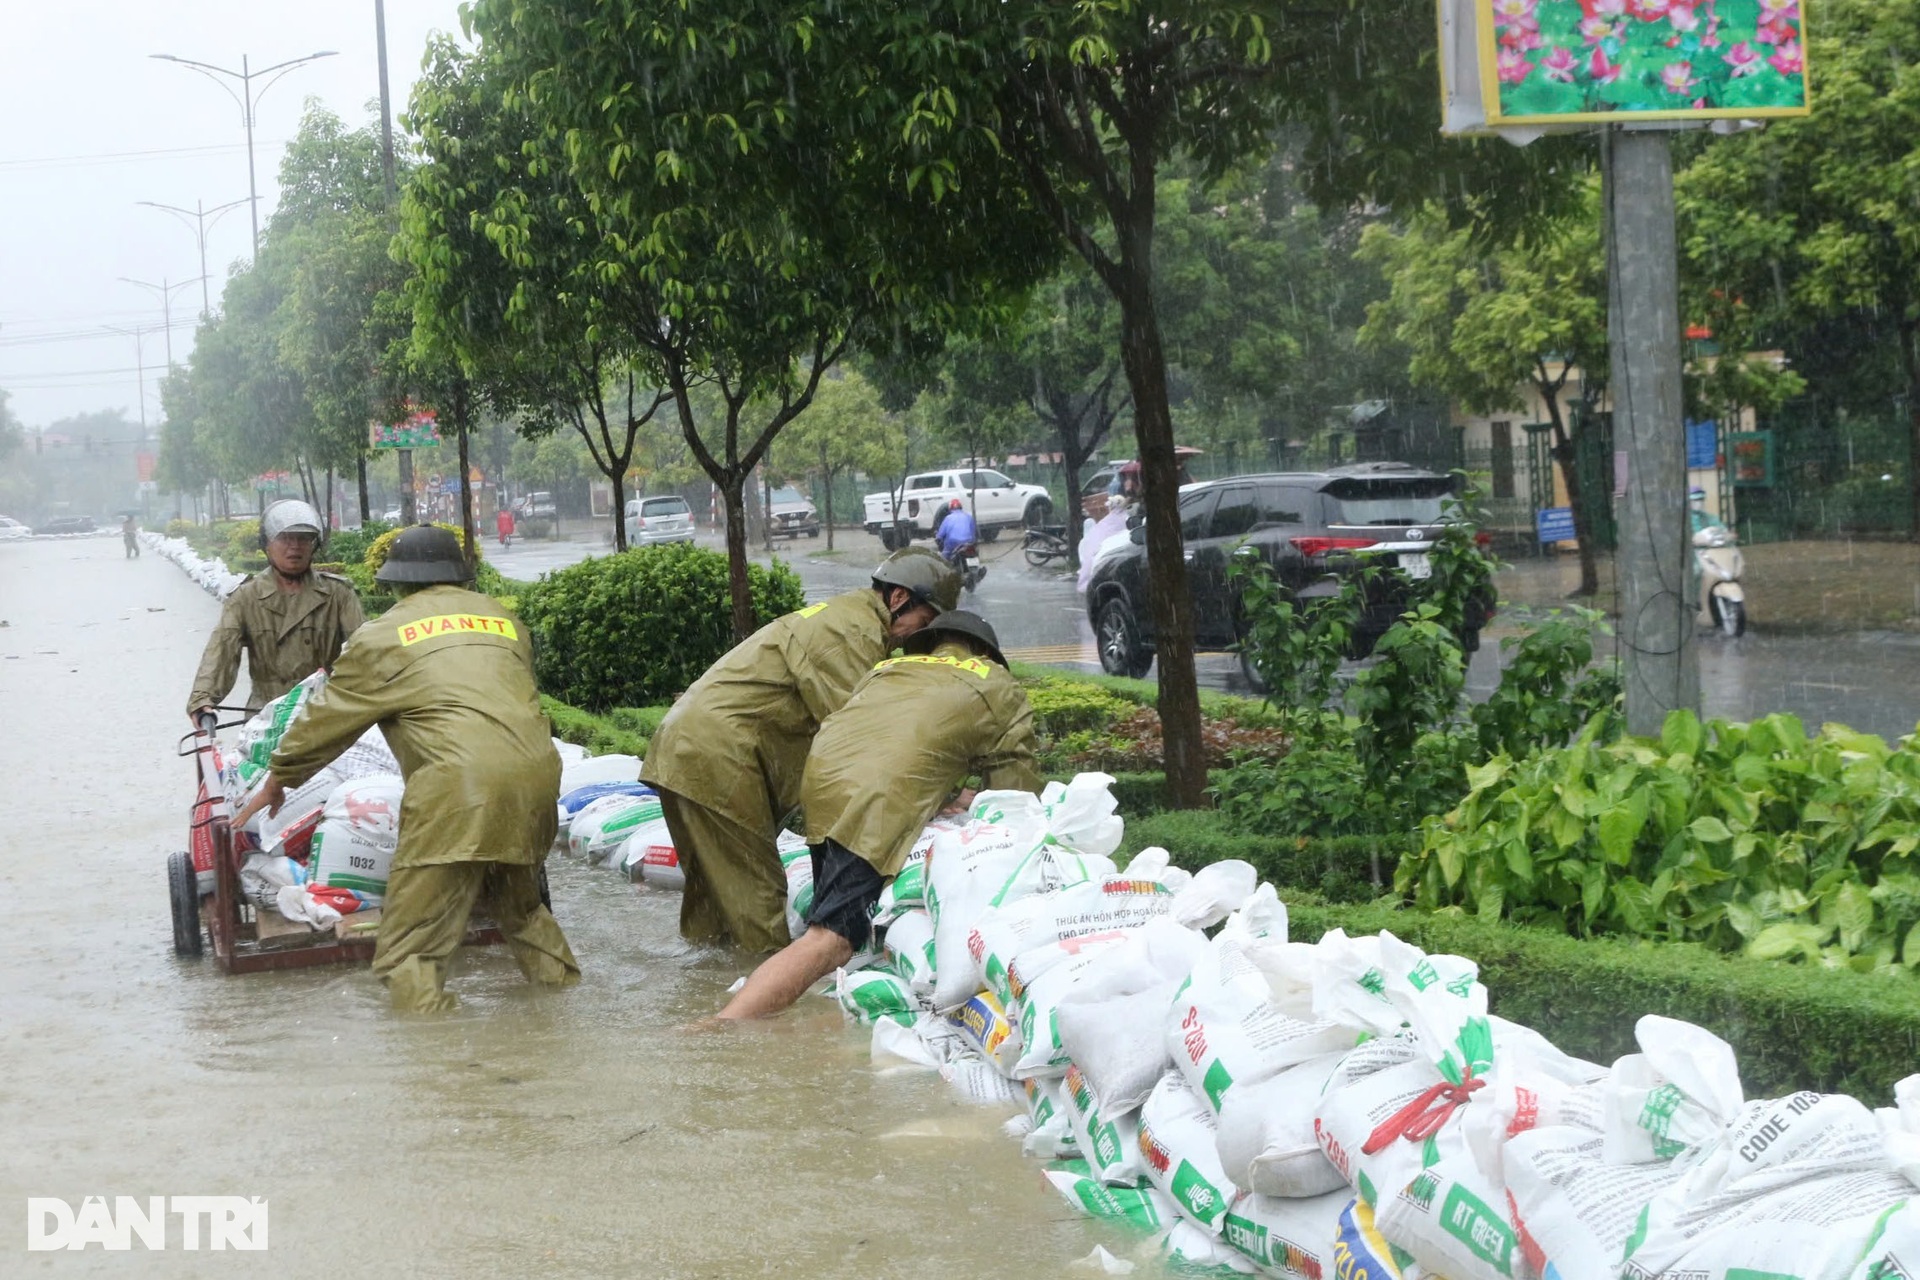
[104,324,159,430]
[137,198,249,317]
[119,276,204,367]
[374,0,416,524]
[150,49,338,259]
[1605,126,1698,735]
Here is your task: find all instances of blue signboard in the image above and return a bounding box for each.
[1686,420,1719,471]
[1536,506,1576,544]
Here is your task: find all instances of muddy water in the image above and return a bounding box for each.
[0,539,1119,1277]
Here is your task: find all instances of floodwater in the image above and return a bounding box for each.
[0,538,1109,1277]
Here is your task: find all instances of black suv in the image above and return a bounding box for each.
[1083,463,1492,681]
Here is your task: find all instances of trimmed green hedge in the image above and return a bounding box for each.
[543,695,653,760]
[1285,895,1920,1102]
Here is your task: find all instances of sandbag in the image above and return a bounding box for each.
[623,832,684,889]
[836,969,919,1027]
[870,814,968,925]
[1604,1015,1747,1165]
[1010,940,1165,1080]
[1058,981,1183,1118]
[1162,1219,1258,1274]
[568,792,664,864]
[308,774,405,901]
[1503,1126,1683,1280]
[945,990,1022,1076]
[552,738,588,766]
[1023,1076,1080,1160]
[1139,1070,1237,1236]
[1220,1190,1348,1280]
[781,834,813,939]
[1044,1160,1180,1231]
[870,1014,973,1070]
[883,909,936,995]
[238,852,305,909]
[1628,1170,1909,1280]
[1372,1149,1523,1280]
[558,753,641,795]
[1217,1039,1418,1201]
[1844,1201,1920,1280]
[1332,1198,1414,1280]
[1065,1063,1149,1187]
[558,780,654,825]
[941,1058,1023,1106]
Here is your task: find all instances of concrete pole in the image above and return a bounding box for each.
[1605,127,1698,735]
[375,0,416,525]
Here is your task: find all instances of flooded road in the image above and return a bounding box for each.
[0,538,1102,1277]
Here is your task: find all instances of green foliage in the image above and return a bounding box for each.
[1023,681,1140,739]
[541,696,656,760]
[324,519,393,568]
[220,521,262,566]
[163,519,198,540]
[1124,809,1399,905]
[1284,895,1920,1103]
[517,545,805,711]
[1407,711,1920,974]
[1470,608,1622,761]
[364,521,476,573]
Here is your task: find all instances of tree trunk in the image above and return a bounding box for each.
[325,469,334,533]
[822,465,836,551]
[723,478,755,640]
[1902,321,1920,541]
[1544,390,1601,596]
[610,467,629,552]
[455,384,476,576]
[1115,259,1207,809]
[356,456,371,525]
[1061,444,1086,569]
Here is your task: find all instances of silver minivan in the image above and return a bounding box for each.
[623,494,696,546]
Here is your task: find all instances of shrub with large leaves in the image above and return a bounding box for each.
[1405,710,1920,974]
[517,544,804,710]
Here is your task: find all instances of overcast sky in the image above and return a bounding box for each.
[0,0,468,431]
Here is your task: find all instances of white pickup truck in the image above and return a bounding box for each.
[863,467,1055,550]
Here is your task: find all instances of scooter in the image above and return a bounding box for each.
[949,543,986,593]
[1693,524,1746,638]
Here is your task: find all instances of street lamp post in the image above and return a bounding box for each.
[149,50,339,259]
[136,198,250,317]
[118,276,206,368]
[104,323,162,431]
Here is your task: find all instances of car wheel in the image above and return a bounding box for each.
[879,527,901,552]
[1097,599,1152,679]
[1024,497,1054,529]
[980,524,1000,543]
[168,850,204,958]
[807,528,819,539]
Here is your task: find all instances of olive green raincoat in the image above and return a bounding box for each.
[268,585,560,869]
[187,570,365,715]
[642,588,895,948]
[804,642,1043,877]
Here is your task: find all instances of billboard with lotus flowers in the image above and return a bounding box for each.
[1447,0,1809,128]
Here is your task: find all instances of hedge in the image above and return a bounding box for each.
[1283,895,1920,1103]
[543,696,653,760]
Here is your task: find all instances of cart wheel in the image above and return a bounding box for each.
[168,850,204,957]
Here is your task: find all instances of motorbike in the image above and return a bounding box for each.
[1693,524,1747,637]
[947,542,987,593]
[1022,524,1072,568]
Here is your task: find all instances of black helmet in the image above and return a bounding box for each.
[375,524,472,585]
[901,609,1007,668]
[871,547,962,616]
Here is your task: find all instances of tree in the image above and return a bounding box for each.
[466,0,1059,639]
[400,39,669,553]
[1677,0,1920,534]
[0,389,20,460]
[1358,196,1609,596]
[770,371,901,551]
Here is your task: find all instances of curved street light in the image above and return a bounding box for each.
[136,198,250,318]
[149,50,339,258]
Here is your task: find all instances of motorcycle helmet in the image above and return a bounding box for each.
[871,547,962,616]
[259,499,325,551]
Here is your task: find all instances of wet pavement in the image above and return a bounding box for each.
[497,526,1920,740]
[0,537,1102,1278]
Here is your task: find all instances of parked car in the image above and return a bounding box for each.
[766,486,820,539]
[863,467,1054,550]
[34,515,96,536]
[622,494,696,546]
[0,516,30,541]
[1082,462,1493,683]
[1079,449,1201,521]
[516,492,558,520]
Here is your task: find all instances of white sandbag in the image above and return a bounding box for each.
[836,969,920,1027]
[941,1058,1023,1106]
[1844,1200,1920,1280]
[925,781,1120,1011]
[1065,1063,1149,1187]
[1011,941,1166,1080]
[558,753,641,794]
[1621,1090,1900,1278]
[308,774,405,899]
[1023,1077,1080,1159]
[781,834,813,939]
[254,764,344,853]
[622,828,683,889]
[1168,931,1363,1114]
[1878,1073,1920,1189]
[883,909,936,994]
[944,990,1022,1076]
[1044,1161,1181,1232]
[567,792,664,864]
[870,813,967,925]
[871,1014,973,1069]
[235,671,327,772]
[238,852,305,909]
[1503,1126,1684,1280]
[977,874,1179,1005]
[1312,1057,1444,1207]
[1372,1149,1522,1280]
[1629,1170,1909,1280]
[1058,981,1184,1118]
[552,738,588,766]
[1163,1219,1258,1274]
[1220,1189,1348,1280]
[273,882,341,929]
[1604,1015,1748,1164]
[1218,1040,1419,1201]
[1139,1070,1237,1236]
